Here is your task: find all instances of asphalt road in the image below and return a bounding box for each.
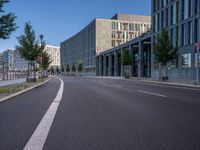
[0,77,60,150]
[1,76,200,150]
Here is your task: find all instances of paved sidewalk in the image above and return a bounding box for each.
[0,78,26,87]
[87,76,200,88]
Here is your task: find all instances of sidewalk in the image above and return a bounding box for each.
[0,78,26,87]
[89,76,200,88]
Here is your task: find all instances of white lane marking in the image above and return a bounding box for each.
[23,78,64,150]
[110,84,123,88]
[137,90,167,98]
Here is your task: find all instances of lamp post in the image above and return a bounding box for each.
[195,43,200,85]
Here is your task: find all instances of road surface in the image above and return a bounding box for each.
[0,76,200,150]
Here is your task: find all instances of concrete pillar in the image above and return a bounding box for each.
[120,48,124,77]
[138,41,142,80]
[108,53,112,76]
[96,56,99,76]
[103,55,106,76]
[99,55,102,76]
[129,44,133,77]
[114,51,118,76]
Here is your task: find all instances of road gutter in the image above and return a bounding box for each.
[0,77,51,104]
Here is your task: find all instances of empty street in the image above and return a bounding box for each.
[0,76,200,150]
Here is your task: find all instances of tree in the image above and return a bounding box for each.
[71,63,76,72]
[16,21,42,81]
[66,64,70,72]
[41,51,52,70]
[121,48,132,78]
[61,66,64,72]
[56,66,60,75]
[154,29,177,81]
[0,0,17,39]
[77,61,83,72]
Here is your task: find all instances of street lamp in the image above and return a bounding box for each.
[195,43,200,85]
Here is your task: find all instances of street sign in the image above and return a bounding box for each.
[194,43,200,52]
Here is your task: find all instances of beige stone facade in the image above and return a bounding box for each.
[60,13,151,73]
[44,45,60,68]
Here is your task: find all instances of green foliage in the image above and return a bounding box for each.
[49,66,54,74]
[0,0,17,39]
[78,62,83,72]
[16,22,41,62]
[121,48,132,66]
[154,29,177,65]
[56,66,59,73]
[71,63,76,72]
[66,64,70,72]
[61,66,64,72]
[41,51,52,70]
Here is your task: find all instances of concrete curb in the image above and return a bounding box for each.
[86,76,200,89]
[0,77,51,104]
[138,79,200,89]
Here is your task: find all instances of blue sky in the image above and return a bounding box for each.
[0,0,151,51]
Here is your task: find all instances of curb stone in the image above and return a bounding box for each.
[0,77,51,104]
[86,76,200,89]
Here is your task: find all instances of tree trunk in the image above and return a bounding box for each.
[124,65,130,79]
[159,63,162,81]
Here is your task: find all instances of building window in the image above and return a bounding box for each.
[189,22,193,44]
[112,31,115,38]
[182,53,191,68]
[184,0,189,19]
[155,15,158,32]
[183,23,188,45]
[198,19,200,42]
[194,0,198,15]
[129,23,134,31]
[172,3,177,24]
[112,40,115,47]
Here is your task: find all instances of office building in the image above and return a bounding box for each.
[60,13,151,75]
[44,45,60,68]
[2,49,28,71]
[151,0,200,80]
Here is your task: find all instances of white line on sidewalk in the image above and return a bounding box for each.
[23,77,64,150]
[137,90,167,98]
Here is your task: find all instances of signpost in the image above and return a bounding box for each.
[194,43,200,84]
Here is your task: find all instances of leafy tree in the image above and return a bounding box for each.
[154,29,177,81]
[0,0,17,39]
[56,66,60,75]
[71,63,76,72]
[41,51,52,70]
[16,22,42,81]
[121,48,132,78]
[16,22,41,62]
[121,48,132,66]
[49,66,54,74]
[61,66,64,72]
[78,61,83,72]
[66,64,70,72]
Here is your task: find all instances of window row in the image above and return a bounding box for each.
[169,19,200,48]
[112,22,150,31]
[153,0,200,32]
[153,0,200,15]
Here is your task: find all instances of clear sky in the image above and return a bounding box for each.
[0,0,151,52]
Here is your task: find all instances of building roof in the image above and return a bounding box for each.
[111,13,151,23]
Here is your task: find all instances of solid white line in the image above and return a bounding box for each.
[23,77,64,150]
[137,90,167,98]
